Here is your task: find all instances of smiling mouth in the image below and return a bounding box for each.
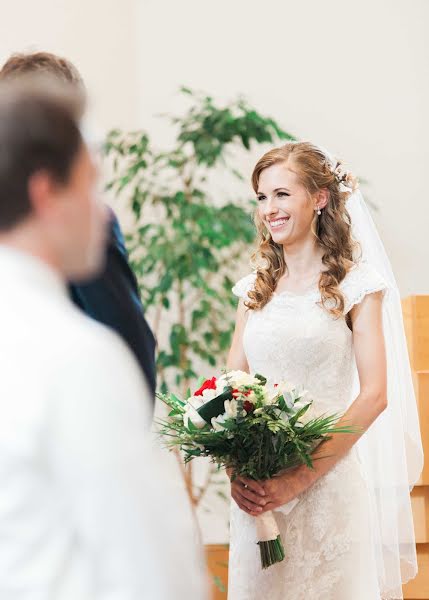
[268,217,290,229]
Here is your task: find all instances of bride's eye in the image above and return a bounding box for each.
[257,195,266,202]
[277,192,290,198]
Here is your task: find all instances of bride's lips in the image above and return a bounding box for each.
[267,216,290,231]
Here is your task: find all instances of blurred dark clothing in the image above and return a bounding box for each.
[69,211,156,399]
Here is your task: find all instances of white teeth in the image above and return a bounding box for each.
[269,218,289,228]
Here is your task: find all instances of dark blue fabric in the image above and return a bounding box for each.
[69,212,156,399]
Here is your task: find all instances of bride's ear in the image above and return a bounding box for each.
[314,188,329,211]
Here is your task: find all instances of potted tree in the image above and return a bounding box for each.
[104,88,294,596]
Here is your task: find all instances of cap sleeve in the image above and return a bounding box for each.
[231,272,257,302]
[341,261,388,314]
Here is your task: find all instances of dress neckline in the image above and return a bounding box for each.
[271,285,321,304]
[272,280,320,299]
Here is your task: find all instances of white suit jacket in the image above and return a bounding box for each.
[0,247,207,600]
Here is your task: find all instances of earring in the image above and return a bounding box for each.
[316,208,322,216]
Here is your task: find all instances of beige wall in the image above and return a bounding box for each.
[138,0,429,297]
[1,0,427,295]
[0,0,140,131]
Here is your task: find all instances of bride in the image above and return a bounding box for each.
[226,141,423,599]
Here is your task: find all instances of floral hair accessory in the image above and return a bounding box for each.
[326,157,356,193]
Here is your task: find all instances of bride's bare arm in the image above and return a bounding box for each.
[227,300,250,372]
[260,290,388,513]
[226,300,268,514]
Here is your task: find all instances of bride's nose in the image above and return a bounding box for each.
[263,196,279,217]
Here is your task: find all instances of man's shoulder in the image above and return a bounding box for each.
[50,299,131,362]
[47,300,151,426]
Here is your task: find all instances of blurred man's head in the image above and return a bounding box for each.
[0,51,84,87]
[0,77,107,280]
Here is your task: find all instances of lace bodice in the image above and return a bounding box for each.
[232,261,386,415]
[228,261,389,600]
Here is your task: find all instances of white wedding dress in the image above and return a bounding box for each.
[228,260,388,600]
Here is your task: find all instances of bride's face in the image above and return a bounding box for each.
[256,162,316,246]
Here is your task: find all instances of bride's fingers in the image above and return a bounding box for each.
[258,501,276,513]
[235,476,265,497]
[232,490,262,516]
[237,484,267,507]
[231,484,263,510]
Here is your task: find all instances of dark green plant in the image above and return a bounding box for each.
[104,88,295,393]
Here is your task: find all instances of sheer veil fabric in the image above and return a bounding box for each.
[346,190,423,598]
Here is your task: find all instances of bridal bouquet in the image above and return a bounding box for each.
[158,370,353,569]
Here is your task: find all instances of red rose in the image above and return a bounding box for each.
[194,377,217,397]
[243,400,255,413]
[232,388,251,398]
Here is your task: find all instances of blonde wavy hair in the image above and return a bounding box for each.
[247,141,359,318]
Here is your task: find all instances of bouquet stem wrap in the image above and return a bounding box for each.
[255,510,280,542]
[256,511,285,568]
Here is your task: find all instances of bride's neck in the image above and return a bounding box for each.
[281,238,324,278]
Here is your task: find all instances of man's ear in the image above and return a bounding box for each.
[27,170,58,217]
[315,188,329,211]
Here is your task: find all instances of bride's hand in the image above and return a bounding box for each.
[260,467,310,513]
[227,469,268,517]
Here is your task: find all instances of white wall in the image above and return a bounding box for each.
[1,0,427,294]
[138,0,429,297]
[0,0,140,131]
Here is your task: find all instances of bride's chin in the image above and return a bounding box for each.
[271,232,290,245]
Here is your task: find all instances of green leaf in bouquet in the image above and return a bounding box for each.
[254,373,267,385]
[168,408,183,417]
[183,447,203,458]
[218,418,237,431]
[289,402,312,426]
[170,393,186,407]
[267,422,282,433]
[197,388,233,423]
[186,418,199,432]
[277,395,293,414]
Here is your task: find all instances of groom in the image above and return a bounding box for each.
[0,51,157,398]
[0,76,206,599]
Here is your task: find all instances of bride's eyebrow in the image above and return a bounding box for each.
[257,187,291,195]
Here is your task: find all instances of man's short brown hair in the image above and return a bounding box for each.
[0,77,84,230]
[0,52,83,87]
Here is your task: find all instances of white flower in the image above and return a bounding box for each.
[200,387,218,402]
[224,398,245,419]
[215,379,228,394]
[280,410,290,423]
[183,398,207,429]
[228,398,248,419]
[264,387,280,405]
[339,181,352,193]
[186,395,204,408]
[278,381,297,395]
[211,413,228,432]
[221,370,259,388]
[273,381,298,408]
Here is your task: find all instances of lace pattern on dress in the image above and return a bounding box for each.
[340,261,388,314]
